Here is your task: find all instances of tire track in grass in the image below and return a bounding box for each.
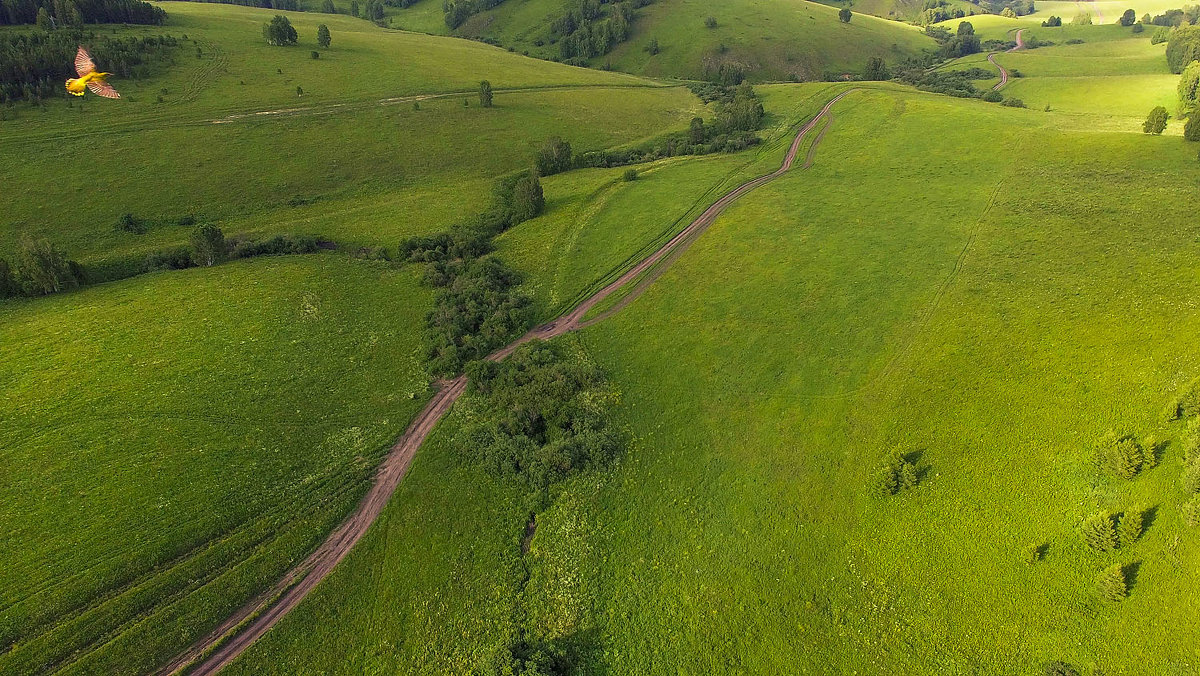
[161,87,861,676]
[988,29,1024,91]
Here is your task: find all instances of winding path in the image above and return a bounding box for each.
[988,29,1025,91]
[161,87,858,676]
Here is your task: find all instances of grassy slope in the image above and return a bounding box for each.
[813,0,978,21]
[0,2,701,263]
[0,255,432,674]
[578,86,1200,673]
[231,83,1200,673]
[384,0,937,81]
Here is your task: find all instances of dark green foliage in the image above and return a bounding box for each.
[0,31,178,103]
[1042,15,1062,26]
[425,257,533,376]
[317,23,331,48]
[115,213,147,234]
[311,50,320,59]
[321,0,334,11]
[1044,660,1080,676]
[863,56,890,81]
[15,236,76,296]
[1185,113,1200,141]
[229,233,320,258]
[1082,511,1117,552]
[1120,8,1136,25]
[1179,61,1200,115]
[1132,22,1144,33]
[1001,97,1026,108]
[144,246,195,272]
[1118,508,1144,546]
[263,15,298,46]
[1095,564,1128,601]
[982,90,1002,102]
[1102,433,1145,479]
[508,173,545,224]
[929,20,980,58]
[896,67,992,98]
[1142,435,1160,468]
[553,0,639,61]
[1166,379,1200,421]
[0,258,19,299]
[1183,495,1200,526]
[444,0,511,30]
[350,0,358,15]
[1144,105,1169,133]
[838,7,851,22]
[1152,26,1172,45]
[1167,26,1200,73]
[297,85,304,96]
[399,230,491,263]
[190,224,226,267]
[873,450,919,496]
[623,168,638,181]
[645,38,659,55]
[479,79,493,108]
[689,116,705,144]
[535,136,573,176]
[460,340,620,492]
[1025,542,1047,564]
[704,15,717,28]
[0,0,163,26]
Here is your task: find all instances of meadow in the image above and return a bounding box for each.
[227,78,1200,674]
[0,2,702,265]
[0,255,432,674]
[381,0,937,82]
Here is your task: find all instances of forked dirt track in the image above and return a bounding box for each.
[163,88,857,676]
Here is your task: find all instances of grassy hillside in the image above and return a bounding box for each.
[814,0,978,22]
[385,0,938,82]
[0,2,702,265]
[227,82,1200,673]
[0,255,431,674]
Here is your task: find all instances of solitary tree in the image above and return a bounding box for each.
[645,38,660,55]
[958,20,974,36]
[15,236,75,296]
[190,225,226,267]
[704,15,717,28]
[263,15,298,46]
[1105,436,1144,479]
[864,56,890,80]
[839,7,852,22]
[317,24,331,48]
[1120,8,1136,25]
[35,6,53,30]
[479,80,493,108]
[689,117,705,144]
[508,174,545,224]
[1082,511,1117,552]
[1118,508,1145,546]
[1143,105,1169,134]
[1095,564,1128,601]
[297,85,304,96]
[535,136,573,176]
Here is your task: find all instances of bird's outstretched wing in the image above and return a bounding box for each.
[75,47,95,77]
[87,80,121,99]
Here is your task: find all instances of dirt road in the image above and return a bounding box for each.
[988,29,1024,91]
[163,87,857,675]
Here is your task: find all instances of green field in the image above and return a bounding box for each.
[0,255,432,673]
[382,0,938,82]
[0,2,701,265]
[226,82,1200,674]
[6,0,1200,672]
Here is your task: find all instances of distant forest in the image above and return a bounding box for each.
[0,0,165,25]
[0,31,178,103]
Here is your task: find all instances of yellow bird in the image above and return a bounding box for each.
[65,46,121,99]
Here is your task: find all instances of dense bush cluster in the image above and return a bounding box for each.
[872,450,919,496]
[979,0,1034,16]
[1168,25,1200,73]
[1148,5,1200,27]
[0,0,163,25]
[0,31,177,103]
[552,0,648,62]
[896,66,992,98]
[460,340,620,492]
[917,0,967,26]
[443,0,507,29]
[1081,507,1146,553]
[400,172,546,375]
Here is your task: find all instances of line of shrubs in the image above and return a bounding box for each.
[399,171,548,376]
[0,226,327,301]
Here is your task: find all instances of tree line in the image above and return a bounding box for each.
[552,0,653,63]
[0,0,163,25]
[0,31,178,103]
